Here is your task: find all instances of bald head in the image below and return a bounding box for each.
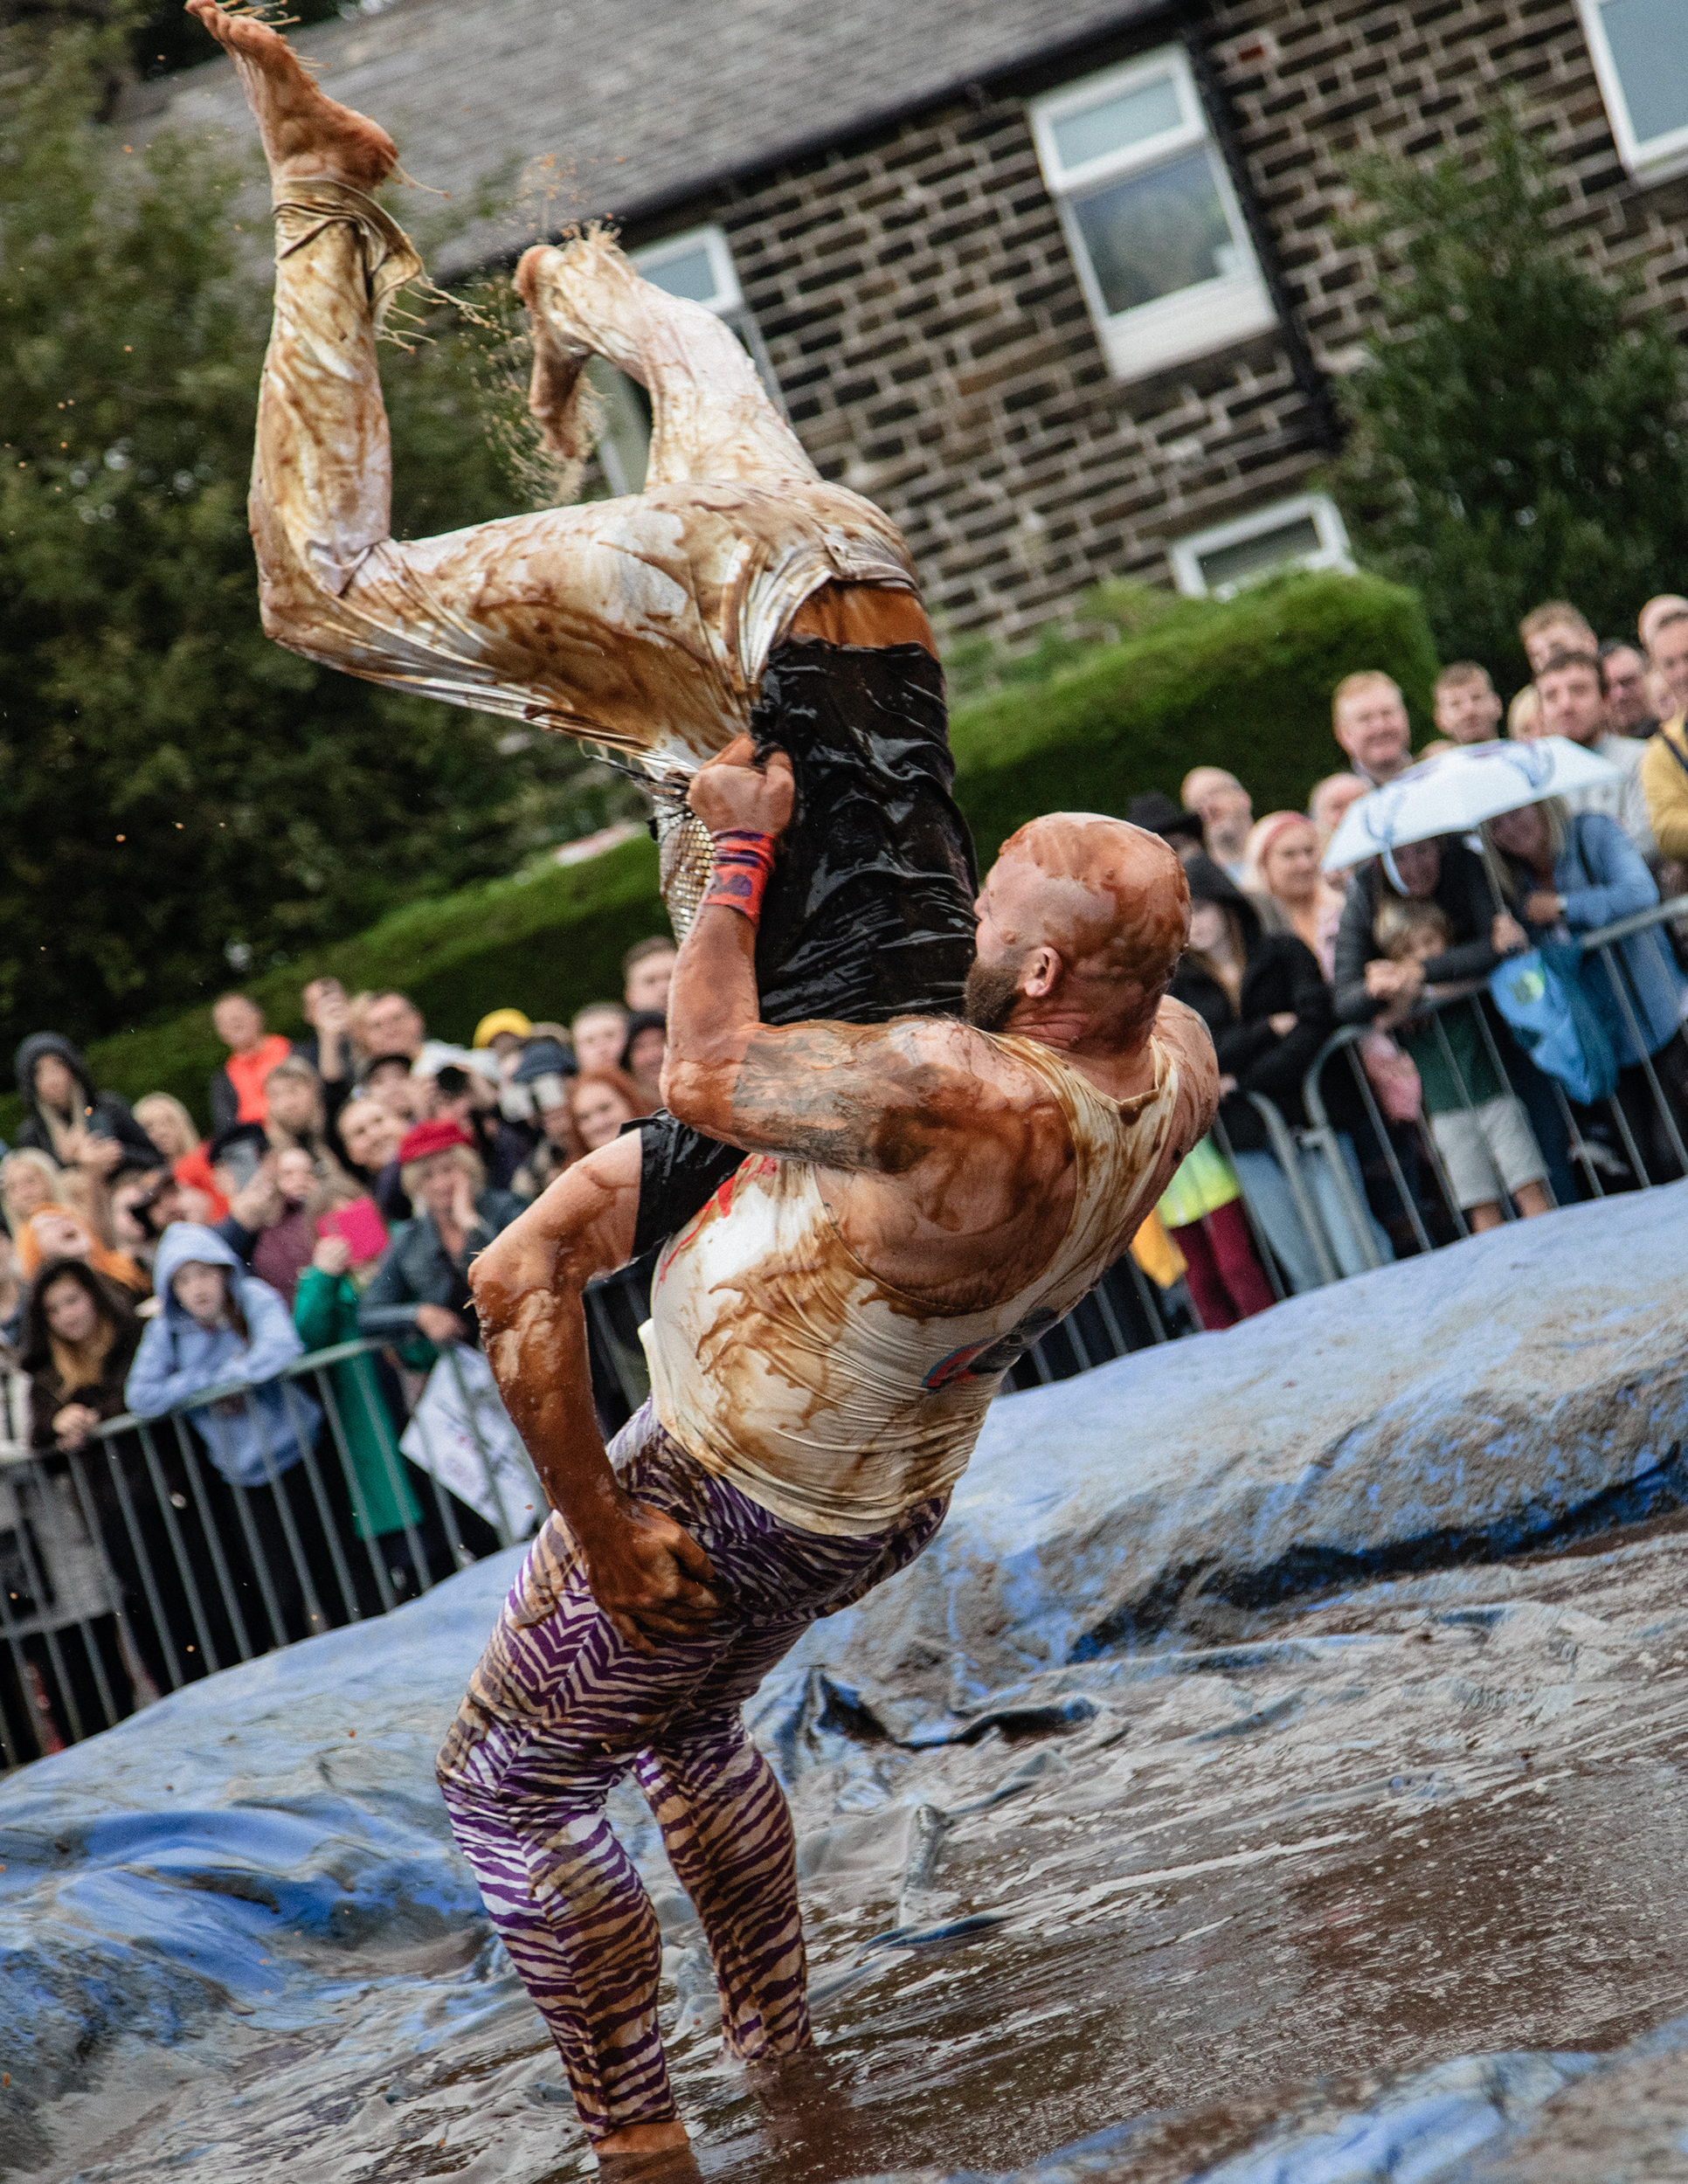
[969,814,1189,1047]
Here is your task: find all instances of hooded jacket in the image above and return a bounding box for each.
[125,1224,320,1487]
[13,1033,163,1164]
[1168,856,1334,1152]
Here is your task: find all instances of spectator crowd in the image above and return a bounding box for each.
[5,581,1688,1755]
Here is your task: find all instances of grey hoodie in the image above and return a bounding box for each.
[126,1224,320,1488]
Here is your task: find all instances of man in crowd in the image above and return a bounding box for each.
[1519,600,1598,677]
[1534,648,1655,857]
[1332,671,1415,786]
[1598,640,1657,740]
[296,974,356,1088]
[208,993,294,1131]
[1180,765,1252,883]
[622,938,676,1017]
[571,1001,630,1074]
[1642,606,1688,866]
[442,740,1214,2167]
[1431,662,1502,746]
[1308,773,1369,854]
[362,991,426,1068]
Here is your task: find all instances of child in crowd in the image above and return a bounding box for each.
[1373,898,1552,1233]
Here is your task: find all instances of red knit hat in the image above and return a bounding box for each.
[398,1117,474,1165]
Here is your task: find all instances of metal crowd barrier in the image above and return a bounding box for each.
[1299,892,1688,1268]
[0,1324,550,1771]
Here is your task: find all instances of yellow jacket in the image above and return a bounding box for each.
[1641,714,1688,863]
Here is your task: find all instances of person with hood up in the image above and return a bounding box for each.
[12,1033,162,1171]
[1170,856,1392,1291]
[126,1223,353,1646]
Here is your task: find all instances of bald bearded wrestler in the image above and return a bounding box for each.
[186,0,978,1249]
[436,742,1216,2168]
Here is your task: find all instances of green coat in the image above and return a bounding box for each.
[293,1266,423,1540]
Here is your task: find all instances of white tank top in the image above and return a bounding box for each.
[646,1030,1190,1536]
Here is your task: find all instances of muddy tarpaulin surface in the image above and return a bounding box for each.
[5,1189,1688,2182]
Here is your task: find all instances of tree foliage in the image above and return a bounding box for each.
[0,27,635,1055]
[1327,108,1688,686]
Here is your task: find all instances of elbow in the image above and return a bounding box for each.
[661,1055,729,1137]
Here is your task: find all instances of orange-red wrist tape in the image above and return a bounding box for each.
[703,828,777,923]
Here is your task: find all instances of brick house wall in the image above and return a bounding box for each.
[611,0,1688,646]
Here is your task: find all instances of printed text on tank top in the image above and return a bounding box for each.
[646,1030,1191,1537]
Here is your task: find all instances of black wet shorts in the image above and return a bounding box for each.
[632,631,978,1258]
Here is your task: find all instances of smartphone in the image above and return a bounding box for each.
[318,1197,390,1265]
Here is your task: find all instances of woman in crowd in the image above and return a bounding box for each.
[294,1180,436,1602]
[132,1092,226,1221]
[1172,858,1392,1290]
[1,1148,60,1236]
[263,1054,349,1171]
[619,1012,668,1111]
[0,1227,24,1351]
[126,1224,354,1648]
[1483,797,1688,1184]
[11,1033,162,1167]
[251,1144,324,1306]
[1332,831,1575,1213]
[336,1093,404,1195]
[1245,811,1346,981]
[568,1065,648,1155]
[17,1261,149,1733]
[16,1203,149,1300]
[356,1120,523,1366]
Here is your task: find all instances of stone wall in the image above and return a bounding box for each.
[619,0,1687,646]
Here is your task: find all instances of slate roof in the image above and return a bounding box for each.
[149,0,1166,269]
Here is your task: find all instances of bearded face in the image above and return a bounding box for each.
[961,955,1022,1032]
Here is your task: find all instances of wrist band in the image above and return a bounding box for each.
[702,828,777,924]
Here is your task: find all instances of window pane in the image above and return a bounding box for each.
[1600,0,1688,146]
[640,244,719,305]
[1072,147,1235,315]
[1197,515,1322,591]
[1050,74,1183,170]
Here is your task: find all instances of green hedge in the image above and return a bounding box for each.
[1,569,1435,1140]
[949,567,1436,866]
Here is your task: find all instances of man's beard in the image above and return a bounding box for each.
[962,957,1021,1032]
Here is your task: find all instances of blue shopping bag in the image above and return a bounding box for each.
[1488,943,1619,1106]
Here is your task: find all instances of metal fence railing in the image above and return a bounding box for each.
[0,1320,554,1770]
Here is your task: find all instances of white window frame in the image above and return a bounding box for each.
[1576,0,1688,187]
[632,225,745,317]
[1167,493,1353,600]
[1029,46,1276,382]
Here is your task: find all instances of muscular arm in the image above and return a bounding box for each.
[468,1130,716,1652]
[662,739,992,1175]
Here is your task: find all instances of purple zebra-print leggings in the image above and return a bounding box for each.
[436,1403,945,2141]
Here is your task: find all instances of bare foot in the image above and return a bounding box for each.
[184,0,397,191]
[594,2118,695,2172]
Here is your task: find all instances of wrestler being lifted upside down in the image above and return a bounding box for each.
[189,0,981,1253]
[187,5,1218,2169]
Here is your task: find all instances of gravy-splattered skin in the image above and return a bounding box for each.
[450,748,1214,2155]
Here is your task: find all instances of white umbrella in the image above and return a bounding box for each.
[1320,736,1621,874]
